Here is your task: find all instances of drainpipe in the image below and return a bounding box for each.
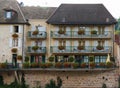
[22,24,25,64]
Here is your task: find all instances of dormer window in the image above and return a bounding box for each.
[5,11,12,19]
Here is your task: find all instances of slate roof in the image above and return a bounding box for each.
[47,4,117,25]
[0,0,26,24]
[22,6,56,19]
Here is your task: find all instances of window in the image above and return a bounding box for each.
[95,56,99,63]
[12,38,18,47]
[100,56,107,62]
[84,56,89,63]
[14,26,19,33]
[5,11,12,19]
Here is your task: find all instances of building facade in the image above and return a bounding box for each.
[0,0,118,88]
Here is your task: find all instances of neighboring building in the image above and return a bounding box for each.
[0,0,118,88]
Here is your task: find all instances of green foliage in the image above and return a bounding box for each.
[45,77,62,88]
[21,73,28,88]
[102,83,107,88]
[89,56,94,62]
[25,56,29,62]
[68,56,74,62]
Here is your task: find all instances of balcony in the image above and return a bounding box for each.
[51,31,111,39]
[50,46,112,55]
[21,62,115,71]
[28,31,47,39]
[27,46,46,55]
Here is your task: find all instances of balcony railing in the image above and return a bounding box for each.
[51,46,112,54]
[28,31,47,39]
[27,46,46,54]
[51,31,111,39]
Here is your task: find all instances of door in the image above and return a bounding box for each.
[30,55,34,63]
[42,55,45,63]
[12,54,17,68]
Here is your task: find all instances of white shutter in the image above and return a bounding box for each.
[55,41,58,46]
[74,41,78,46]
[42,41,46,47]
[32,41,35,46]
[9,38,12,47]
[31,25,35,31]
[85,41,89,46]
[19,25,23,33]
[18,38,22,47]
[38,27,46,31]
[10,25,13,33]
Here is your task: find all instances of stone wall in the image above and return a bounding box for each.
[0,69,119,88]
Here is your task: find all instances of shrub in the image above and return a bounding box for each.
[32,46,39,51]
[17,55,22,60]
[106,62,113,68]
[32,30,39,35]
[68,56,74,62]
[58,46,65,50]
[11,48,17,53]
[96,45,104,50]
[89,62,95,68]
[23,62,30,68]
[55,62,63,68]
[78,30,85,35]
[71,63,79,68]
[25,56,29,62]
[63,62,70,68]
[39,63,46,68]
[91,30,97,34]
[89,56,94,62]
[102,83,107,88]
[99,62,105,67]
[49,56,54,62]
[77,46,85,50]
[58,30,65,34]
[31,63,39,68]
[81,62,87,68]
[12,34,18,38]
[45,63,53,68]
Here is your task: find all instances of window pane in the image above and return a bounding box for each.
[6,12,12,18]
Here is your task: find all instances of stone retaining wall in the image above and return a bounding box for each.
[0,69,119,88]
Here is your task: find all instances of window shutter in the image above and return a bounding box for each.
[32,41,35,46]
[19,25,23,33]
[31,25,35,31]
[9,38,12,47]
[10,25,13,33]
[18,38,22,47]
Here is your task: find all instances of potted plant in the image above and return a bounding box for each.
[23,62,30,68]
[55,62,63,68]
[0,63,7,69]
[89,56,94,62]
[99,62,105,68]
[71,63,79,69]
[68,56,74,62]
[25,56,29,62]
[17,55,22,61]
[58,46,65,50]
[91,30,97,35]
[106,62,113,68]
[32,30,39,35]
[49,56,54,62]
[32,46,39,51]
[96,45,104,50]
[77,46,85,50]
[78,30,85,35]
[12,33,18,38]
[39,63,46,68]
[31,63,39,68]
[81,62,87,68]
[45,63,53,68]
[63,62,71,68]
[58,29,65,34]
[11,48,17,53]
[89,62,95,68]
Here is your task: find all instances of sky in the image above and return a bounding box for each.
[17,0,120,19]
